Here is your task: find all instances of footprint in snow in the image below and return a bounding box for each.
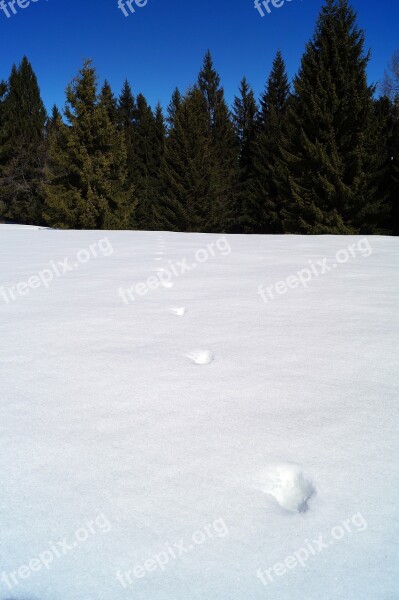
[170,307,186,316]
[260,463,315,513]
[187,350,215,365]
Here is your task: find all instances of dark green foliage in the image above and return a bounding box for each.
[99,80,119,125]
[167,88,182,128]
[117,79,138,226]
[0,57,47,224]
[281,0,386,234]
[158,52,239,233]
[233,77,258,178]
[0,3,396,234]
[242,51,290,233]
[197,51,240,231]
[157,86,214,232]
[132,94,164,229]
[43,60,135,229]
[375,95,399,234]
[152,103,166,207]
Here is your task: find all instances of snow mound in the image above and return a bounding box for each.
[170,307,186,316]
[187,349,215,365]
[261,463,315,513]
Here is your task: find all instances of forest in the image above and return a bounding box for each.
[0,0,398,234]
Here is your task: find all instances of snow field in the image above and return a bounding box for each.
[0,225,398,600]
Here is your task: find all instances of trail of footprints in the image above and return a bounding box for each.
[154,236,215,366]
[152,237,315,513]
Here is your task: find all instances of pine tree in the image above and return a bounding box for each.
[243,51,290,233]
[198,51,239,231]
[43,60,134,229]
[156,87,214,232]
[281,0,386,234]
[0,57,47,224]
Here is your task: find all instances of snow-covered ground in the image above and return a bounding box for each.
[0,225,398,600]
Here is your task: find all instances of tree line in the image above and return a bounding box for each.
[0,0,398,234]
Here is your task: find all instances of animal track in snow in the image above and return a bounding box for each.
[260,463,315,513]
[170,307,186,316]
[187,350,215,365]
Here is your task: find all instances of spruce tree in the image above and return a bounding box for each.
[117,79,138,226]
[375,95,399,235]
[0,57,47,224]
[198,51,239,231]
[166,88,182,129]
[243,51,290,233]
[43,60,134,229]
[281,0,385,234]
[232,77,258,231]
[0,79,7,219]
[156,87,214,232]
[48,104,62,128]
[151,103,166,208]
[133,93,158,229]
[99,80,118,125]
[233,77,258,179]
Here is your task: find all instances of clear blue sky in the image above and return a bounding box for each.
[0,0,398,114]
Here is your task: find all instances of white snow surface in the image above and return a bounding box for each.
[0,225,398,600]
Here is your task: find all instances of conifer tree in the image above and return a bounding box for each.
[117,79,138,226]
[0,79,7,218]
[232,77,258,231]
[49,104,62,127]
[375,95,399,234]
[156,87,214,232]
[99,80,118,125]
[167,88,182,128]
[233,77,258,179]
[0,57,47,224]
[243,51,290,233]
[198,51,239,231]
[133,93,158,229]
[151,103,166,207]
[281,0,386,234]
[43,60,134,229]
